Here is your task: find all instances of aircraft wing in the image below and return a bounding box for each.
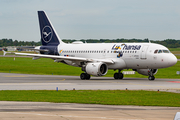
[15,52,115,64]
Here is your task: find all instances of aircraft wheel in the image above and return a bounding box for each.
[80,73,91,80]
[114,73,119,79]
[80,73,86,80]
[114,73,124,79]
[148,76,155,81]
[119,73,124,79]
[86,74,91,80]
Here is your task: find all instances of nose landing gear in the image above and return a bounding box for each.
[148,69,155,81]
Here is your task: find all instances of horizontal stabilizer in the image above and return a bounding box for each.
[2,50,14,56]
[17,47,49,52]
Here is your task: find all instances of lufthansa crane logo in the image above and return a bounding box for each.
[42,26,53,43]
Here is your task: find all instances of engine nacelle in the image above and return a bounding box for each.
[135,69,158,76]
[85,62,108,76]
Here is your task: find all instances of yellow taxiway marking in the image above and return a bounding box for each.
[60,79,65,81]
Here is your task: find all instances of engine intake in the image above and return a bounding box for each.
[85,62,108,76]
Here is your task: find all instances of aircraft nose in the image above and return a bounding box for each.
[168,54,177,66]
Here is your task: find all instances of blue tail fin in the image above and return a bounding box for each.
[38,11,62,46]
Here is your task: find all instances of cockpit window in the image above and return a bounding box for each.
[154,49,170,54]
[158,50,162,53]
[163,50,170,53]
[154,50,158,54]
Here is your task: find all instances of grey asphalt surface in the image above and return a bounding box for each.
[0,73,180,92]
[0,73,180,120]
[0,101,180,120]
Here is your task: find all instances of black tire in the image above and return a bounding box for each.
[148,76,155,81]
[114,73,124,79]
[119,73,124,79]
[86,74,91,80]
[114,73,119,79]
[80,73,86,80]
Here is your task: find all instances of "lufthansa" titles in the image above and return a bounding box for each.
[112,44,141,50]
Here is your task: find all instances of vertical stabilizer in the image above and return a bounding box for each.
[38,11,63,46]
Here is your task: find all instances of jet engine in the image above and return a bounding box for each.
[134,69,158,76]
[85,62,108,76]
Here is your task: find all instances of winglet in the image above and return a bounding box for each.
[2,49,7,56]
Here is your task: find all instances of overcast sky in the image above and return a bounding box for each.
[1,0,180,41]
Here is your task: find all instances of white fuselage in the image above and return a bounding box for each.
[57,42,177,70]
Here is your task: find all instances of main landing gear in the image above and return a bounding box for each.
[114,70,124,79]
[148,69,155,81]
[80,73,91,80]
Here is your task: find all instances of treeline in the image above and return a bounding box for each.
[0,39,41,47]
[0,38,180,48]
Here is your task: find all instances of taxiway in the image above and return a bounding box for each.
[0,73,180,92]
[0,101,179,120]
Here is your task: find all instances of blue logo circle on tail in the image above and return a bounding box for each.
[42,26,53,43]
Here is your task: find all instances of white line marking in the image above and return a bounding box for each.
[2,112,144,120]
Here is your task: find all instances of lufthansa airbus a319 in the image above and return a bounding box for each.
[15,11,177,80]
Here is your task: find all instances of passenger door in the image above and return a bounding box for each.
[140,45,149,59]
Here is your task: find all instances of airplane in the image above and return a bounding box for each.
[14,11,177,80]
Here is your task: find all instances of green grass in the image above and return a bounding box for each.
[176,56,180,59]
[169,48,180,59]
[169,48,180,52]
[0,57,179,79]
[0,57,82,75]
[0,90,180,107]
